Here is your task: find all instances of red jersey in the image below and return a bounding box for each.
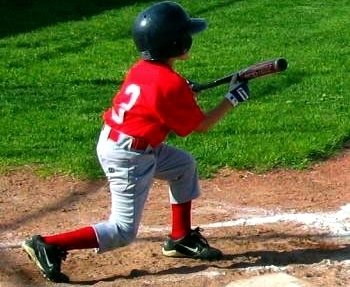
[103,60,205,147]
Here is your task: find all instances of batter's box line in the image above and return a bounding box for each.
[2,204,350,249]
[140,203,350,237]
[0,242,22,249]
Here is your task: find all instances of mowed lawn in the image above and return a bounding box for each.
[0,0,349,178]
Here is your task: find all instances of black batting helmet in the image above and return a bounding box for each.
[132,1,207,61]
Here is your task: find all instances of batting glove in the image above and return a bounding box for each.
[225,76,249,106]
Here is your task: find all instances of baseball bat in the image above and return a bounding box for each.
[192,58,288,92]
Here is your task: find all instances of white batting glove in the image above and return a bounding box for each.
[225,75,250,106]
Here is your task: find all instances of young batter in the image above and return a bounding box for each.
[22,1,250,282]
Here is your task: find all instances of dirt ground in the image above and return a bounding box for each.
[1,148,350,287]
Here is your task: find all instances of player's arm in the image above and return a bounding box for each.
[193,98,232,132]
[194,79,250,133]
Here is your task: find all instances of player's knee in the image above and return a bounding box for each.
[94,221,138,252]
[181,153,197,178]
[107,221,138,247]
[117,226,138,246]
[188,155,197,173]
[178,151,196,171]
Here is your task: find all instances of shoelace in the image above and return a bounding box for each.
[191,227,210,247]
[59,250,68,261]
[51,247,68,263]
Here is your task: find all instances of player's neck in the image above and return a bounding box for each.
[167,52,189,67]
[167,59,175,67]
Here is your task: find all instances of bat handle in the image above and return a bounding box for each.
[192,73,235,92]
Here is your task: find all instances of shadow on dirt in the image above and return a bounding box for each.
[0,179,106,285]
[0,250,36,286]
[69,243,350,285]
[227,245,350,268]
[69,264,213,285]
[0,181,105,232]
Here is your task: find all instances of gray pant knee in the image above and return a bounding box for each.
[94,222,138,253]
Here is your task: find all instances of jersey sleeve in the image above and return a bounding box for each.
[156,77,205,137]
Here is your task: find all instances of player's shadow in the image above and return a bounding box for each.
[69,237,350,285]
[224,244,350,269]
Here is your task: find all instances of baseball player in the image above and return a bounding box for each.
[22,1,250,283]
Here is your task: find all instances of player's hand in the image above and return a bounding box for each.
[225,75,249,106]
[186,79,200,93]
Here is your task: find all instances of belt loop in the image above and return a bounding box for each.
[108,128,120,142]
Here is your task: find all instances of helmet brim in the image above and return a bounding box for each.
[188,18,207,34]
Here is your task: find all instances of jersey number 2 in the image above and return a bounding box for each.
[112,84,140,124]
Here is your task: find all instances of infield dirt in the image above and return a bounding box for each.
[1,149,350,286]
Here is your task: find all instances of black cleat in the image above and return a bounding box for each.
[162,227,223,260]
[22,235,69,283]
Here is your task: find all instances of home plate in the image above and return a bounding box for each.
[225,273,314,287]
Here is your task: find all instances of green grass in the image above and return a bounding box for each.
[1,0,350,178]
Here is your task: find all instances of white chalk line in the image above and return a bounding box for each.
[148,270,226,284]
[2,204,350,250]
[140,203,350,235]
[0,242,21,249]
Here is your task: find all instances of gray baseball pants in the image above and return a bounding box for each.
[93,125,200,252]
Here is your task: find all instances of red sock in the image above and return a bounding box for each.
[171,201,192,240]
[42,226,98,251]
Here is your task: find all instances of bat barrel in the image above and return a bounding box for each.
[276,58,288,71]
[237,57,288,81]
[193,57,288,92]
